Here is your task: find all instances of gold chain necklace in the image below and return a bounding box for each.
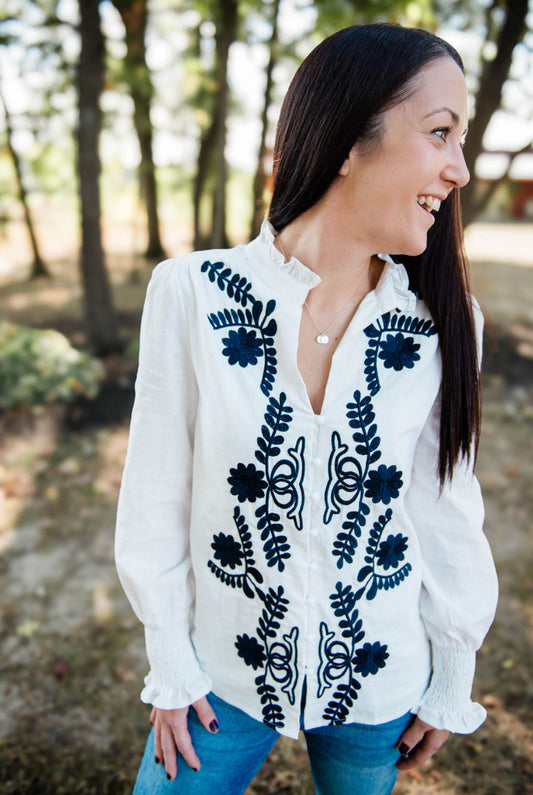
[276,233,368,345]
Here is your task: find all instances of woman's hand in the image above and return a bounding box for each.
[396,716,449,770]
[151,696,219,781]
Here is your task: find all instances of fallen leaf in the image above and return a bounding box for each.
[57,457,81,475]
[93,583,113,624]
[16,619,40,638]
[113,666,137,682]
[483,693,503,709]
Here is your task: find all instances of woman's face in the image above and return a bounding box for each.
[332,57,470,257]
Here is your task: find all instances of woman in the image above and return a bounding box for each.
[116,23,498,795]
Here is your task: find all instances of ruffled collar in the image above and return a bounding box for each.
[248,219,417,312]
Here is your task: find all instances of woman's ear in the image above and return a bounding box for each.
[338,145,357,176]
[338,157,350,176]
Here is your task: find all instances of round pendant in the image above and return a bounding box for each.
[316,333,329,344]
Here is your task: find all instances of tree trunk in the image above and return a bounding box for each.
[461,0,529,227]
[0,83,49,279]
[193,113,218,249]
[112,0,165,260]
[77,0,121,354]
[192,0,238,250]
[250,0,281,240]
[210,0,238,248]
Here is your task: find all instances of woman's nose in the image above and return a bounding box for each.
[443,145,470,188]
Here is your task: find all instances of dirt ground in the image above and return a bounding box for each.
[0,220,532,794]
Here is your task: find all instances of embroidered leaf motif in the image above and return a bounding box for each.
[318,582,388,725]
[325,391,405,569]
[362,310,437,395]
[354,509,412,601]
[201,260,278,396]
[207,507,264,600]
[201,261,253,305]
[251,393,305,570]
[217,394,304,577]
[236,585,299,729]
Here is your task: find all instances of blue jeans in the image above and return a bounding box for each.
[133,693,412,795]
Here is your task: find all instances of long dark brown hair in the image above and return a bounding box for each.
[268,24,480,483]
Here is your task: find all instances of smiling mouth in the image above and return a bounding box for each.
[417,195,442,214]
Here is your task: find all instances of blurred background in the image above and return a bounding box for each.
[0,1,532,793]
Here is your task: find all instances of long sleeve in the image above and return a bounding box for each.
[115,259,212,709]
[406,304,498,733]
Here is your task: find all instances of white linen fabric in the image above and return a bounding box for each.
[115,221,498,740]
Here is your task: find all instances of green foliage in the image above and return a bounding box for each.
[313,0,434,34]
[0,323,105,410]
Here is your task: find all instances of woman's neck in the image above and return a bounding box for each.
[275,203,378,295]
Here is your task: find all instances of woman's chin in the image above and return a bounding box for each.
[394,238,428,258]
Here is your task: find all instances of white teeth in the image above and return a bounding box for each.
[417,195,441,213]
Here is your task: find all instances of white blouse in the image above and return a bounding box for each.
[115,221,498,740]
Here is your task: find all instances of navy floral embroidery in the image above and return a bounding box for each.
[364,465,403,505]
[353,641,389,677]
[228,463,267,503]
[324,391,403,568]
[235,634,266,669]
[363,311,437,395]
[228,393,304,572]
[379,332,420,371]
[208,507,264,600]
[211,532,244,569]
[354,509,412,602]
[376,533,408,570]
[317,582,388,725]
[201,260,278,396]
[222,328,264,366]
[236,586,299,729]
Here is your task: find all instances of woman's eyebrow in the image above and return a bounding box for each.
[424,106,460,125]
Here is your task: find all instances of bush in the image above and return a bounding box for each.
[0,322,105,410]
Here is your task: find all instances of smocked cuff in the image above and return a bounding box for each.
[140,625,212,709]
[410,643,486,734]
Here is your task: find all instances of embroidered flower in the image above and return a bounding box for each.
[353,642,389,677]
[222,328,264,367]
[211,532,244,569]
[228,463,267,503]
[365,465,403,505]
[235,633,266,670]
[378,333,420,371]
[376,533,408,570]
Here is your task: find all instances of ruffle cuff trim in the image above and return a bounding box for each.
[410,643,487,734]
[140,625,212,710]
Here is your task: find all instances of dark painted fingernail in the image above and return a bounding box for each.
[167,773,172,781]
[155,756,160,764]
[399,742,410,755]
[193,767,199,772]
[209,719,219,733]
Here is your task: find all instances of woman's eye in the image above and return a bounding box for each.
[433,127,451,142]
